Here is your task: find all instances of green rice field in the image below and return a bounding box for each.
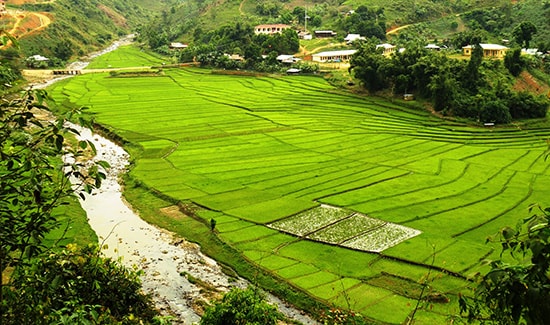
[48,47,550,324]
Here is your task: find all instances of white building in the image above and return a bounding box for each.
[254,24,291,35]
[169,42,188,50]
[344,34,366,44]
[276,55,300,64]
[376,43,396,56]
[312,50,357,63]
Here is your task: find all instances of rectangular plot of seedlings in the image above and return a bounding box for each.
[307,213,386,244]
[268,205,352,236]
[341,223,421,252]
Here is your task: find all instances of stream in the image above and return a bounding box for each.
[52,39,318,324]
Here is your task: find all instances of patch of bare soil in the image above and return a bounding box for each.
[160,206,186,220]
[9,0,54,4]
[513,71,549,96]
[98,4,127,28]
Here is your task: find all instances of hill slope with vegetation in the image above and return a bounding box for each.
[0,0,175,69]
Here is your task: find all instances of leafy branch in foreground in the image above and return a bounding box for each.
[459,204,550,324]
[0,89,106,280]
[0,88,140,322]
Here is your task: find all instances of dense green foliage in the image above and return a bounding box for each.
[459,205,550,324]
[3,244,160,324]
[200,287,282,325]
[460,0,549,52]
[350,41,549,123]
[339,5,386,41]
[0,89,103,280]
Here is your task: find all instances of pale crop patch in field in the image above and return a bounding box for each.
[268,205,421,252]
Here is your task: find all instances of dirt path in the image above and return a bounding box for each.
[238,0,245,15]
[386,24,411,35]
[0,9,52,48]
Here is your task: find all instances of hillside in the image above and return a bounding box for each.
[0,0,177,63]
[151,0,546,46]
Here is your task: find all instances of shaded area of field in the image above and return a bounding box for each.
[48,57,550,323]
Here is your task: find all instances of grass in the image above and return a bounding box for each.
[85,45,167,69]
[46,45,550,324]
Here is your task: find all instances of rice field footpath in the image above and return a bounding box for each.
[48,45,550,324]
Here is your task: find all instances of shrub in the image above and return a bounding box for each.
[200,287,282,325]
[2,244,160,324]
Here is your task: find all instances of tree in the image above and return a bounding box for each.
[459,205,550,324]
[504,48,524,77]
[342,6,386,41]
[54,40,74,61]
[462,43,484,93]
[200,287,282,325]
[429,71,458,112]
[3,244,159,324]
[350,42,390,93]
[513,22,537,49]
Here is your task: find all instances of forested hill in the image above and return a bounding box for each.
[0,0,177,63]
[139,0,549,52]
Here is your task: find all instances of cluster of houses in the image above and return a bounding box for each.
[250,24,517,63]
[166,22,531,64]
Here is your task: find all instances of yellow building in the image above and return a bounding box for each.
[462,44,509,58]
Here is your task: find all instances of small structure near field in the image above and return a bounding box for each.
[169,42,188,50]
[298,31,312,40]
[52,70,82,75]
[0,1,6,16]
[286,68,301,74]
[276,54,300,64]
[312,49,357,63]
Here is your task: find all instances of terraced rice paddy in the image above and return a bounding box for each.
[48,53,550,324]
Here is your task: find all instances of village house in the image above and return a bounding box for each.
[376,43,396,56]
[226,54,244,61]
[462,43,509,58]
[425,44,441,51]
[276,54,300,64]
[298,31,312,40]
[312,50,357,63]
[344,34,366,44]
[314,30,337,38]
[169,42,188,50]
[0,0,6,16]
[254,24,291,35]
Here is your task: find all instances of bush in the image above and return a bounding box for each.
[2,244,161,324]
[509,91,549,119]
[200,287,282,325]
